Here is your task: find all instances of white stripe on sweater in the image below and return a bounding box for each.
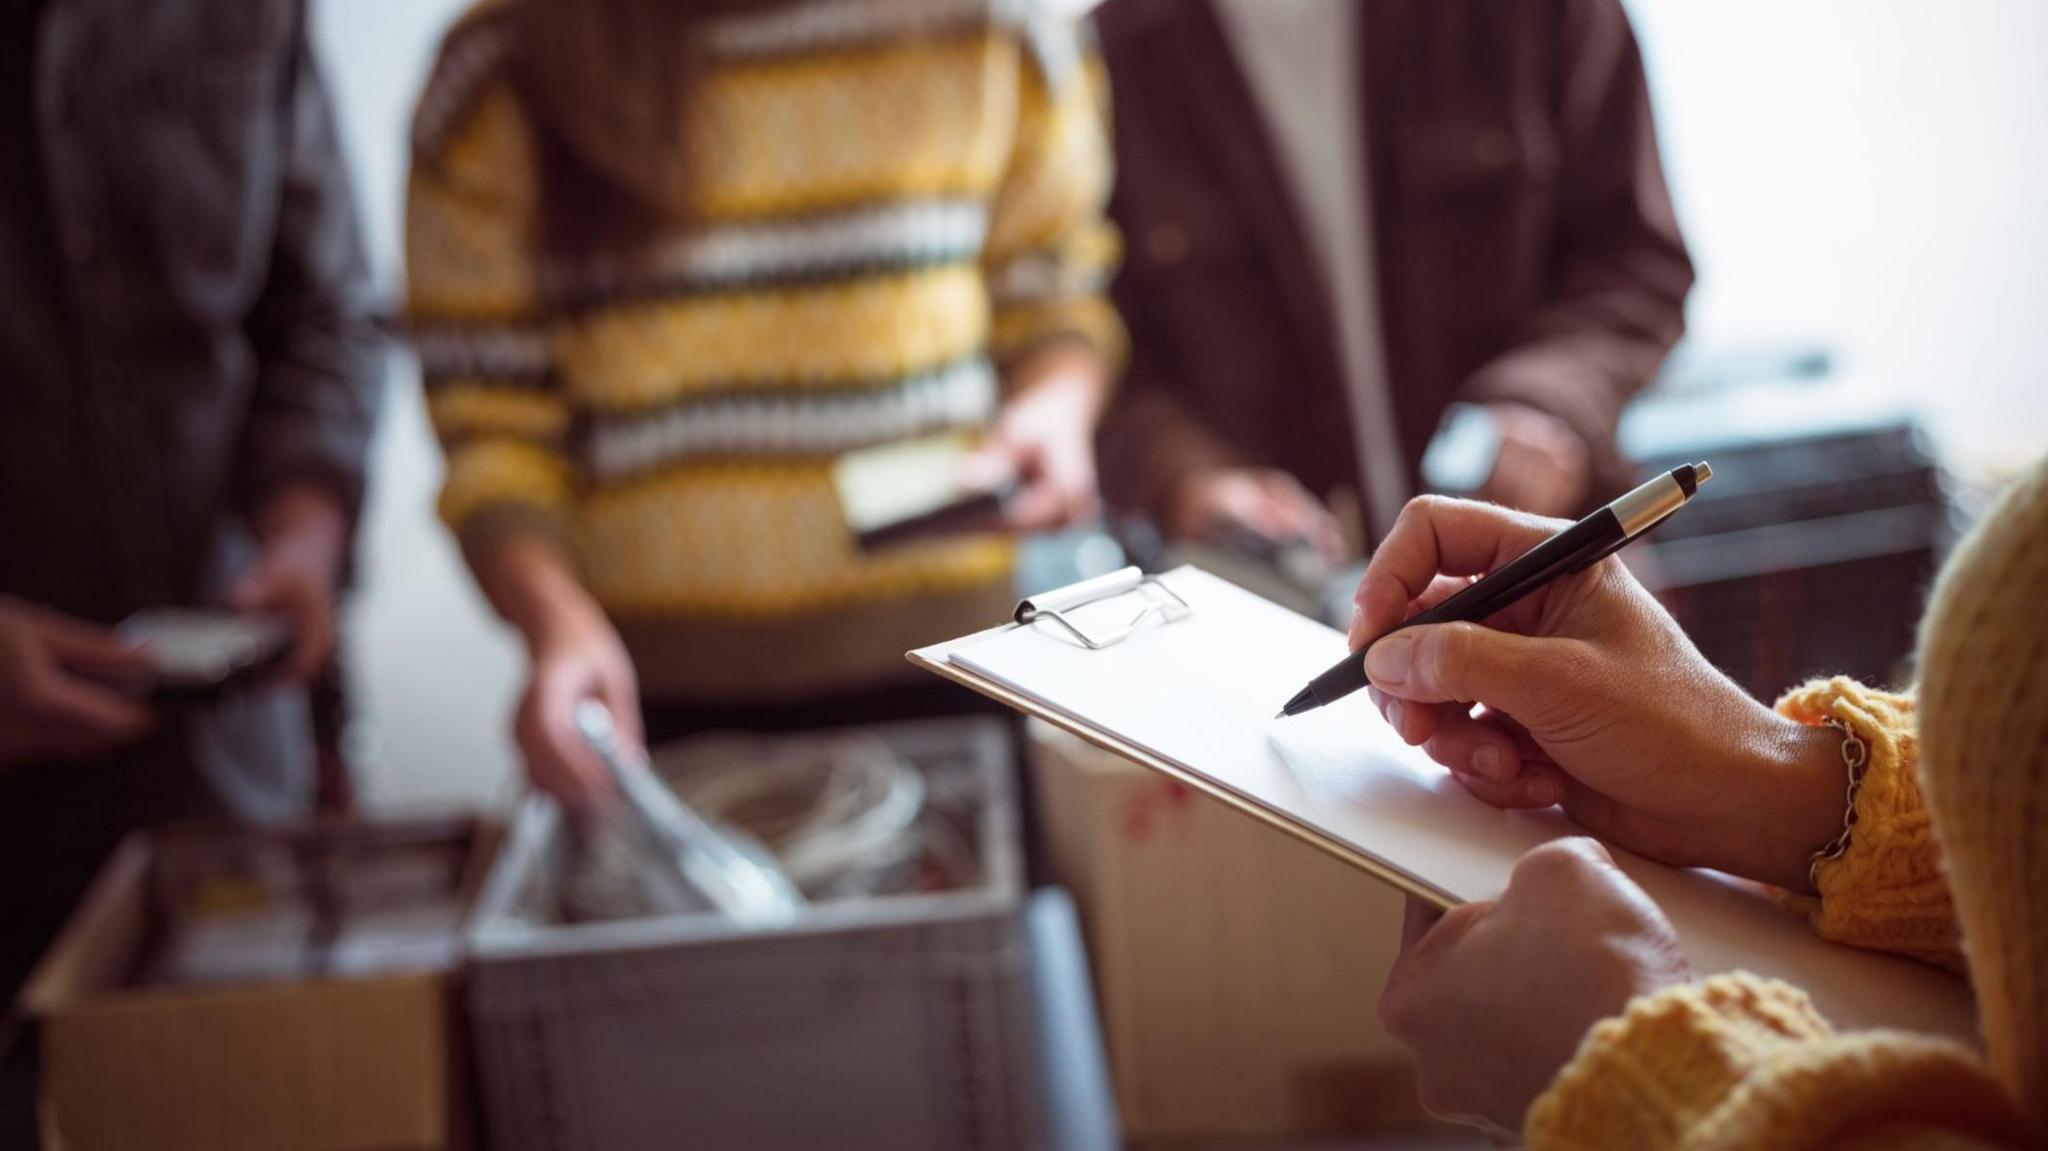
[559,200,989,300]
[416,325,550,381]
[706,0,1005,58]
[586,358,998,478]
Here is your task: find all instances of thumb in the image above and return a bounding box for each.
[1543,835,1617,869]
[957,444,1019,492]
[1502,837,1628,911]
[1363,622,1578,718]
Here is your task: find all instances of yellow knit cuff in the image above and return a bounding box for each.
[1530,973,2023,1150]
[989,295,1129,381]
[426,383,570,443]
[438,438,577,553]
[1776,678,1961,970]
[1527,974,1831,1151]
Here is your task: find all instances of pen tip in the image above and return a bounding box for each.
[1693,461,1713,485]
[1273,709,1287,720]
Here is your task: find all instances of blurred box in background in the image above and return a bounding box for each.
[1624,383,1957,700]
[463,716,1098,1151]
[1029,722,1433,1143]
[23,814,495,1151]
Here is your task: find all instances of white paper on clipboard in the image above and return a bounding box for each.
[913,565,1977,1041]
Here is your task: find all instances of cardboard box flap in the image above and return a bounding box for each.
[22,835,152,1017]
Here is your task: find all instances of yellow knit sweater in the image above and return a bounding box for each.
[405,0,1121,703]
[1527,457,2048,1150]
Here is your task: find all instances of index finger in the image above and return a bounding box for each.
[956,445,1020,494]
[34,672,153,743]
[1354,497,1567,642]
[33,610,156,678]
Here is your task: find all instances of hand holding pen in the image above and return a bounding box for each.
[1280,465,1711,719]
[1339,490,1852,895]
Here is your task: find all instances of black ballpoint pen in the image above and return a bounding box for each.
[1276,462,1714,719]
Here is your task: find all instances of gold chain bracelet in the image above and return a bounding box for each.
[1807,716,1871,890]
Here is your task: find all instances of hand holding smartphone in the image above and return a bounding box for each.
[832,432,1019,552]
[117,610,295,702]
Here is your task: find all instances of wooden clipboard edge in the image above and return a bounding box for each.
[907,647,1458,911]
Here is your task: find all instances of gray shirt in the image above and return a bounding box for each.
[1212,0,1407,541]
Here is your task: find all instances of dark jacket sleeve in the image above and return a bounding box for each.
[238,4,384,523]
[1094,279,1257,526]
[1455,0,1693,485]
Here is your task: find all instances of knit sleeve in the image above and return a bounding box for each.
[980,10,1127,378]
[1775,678,1963,971]
[1912,458,2048,1121]
[1526,974,2025,1151]
[405,29,576,559]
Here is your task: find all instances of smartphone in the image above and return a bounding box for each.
[117,610,294,701]
[832,432,1017,551]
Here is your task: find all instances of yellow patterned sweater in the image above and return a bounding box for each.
[405,0,1122,702]
[1528,458,2048,1150]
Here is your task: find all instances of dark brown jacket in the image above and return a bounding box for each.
[1095,0,1693,525]
[0,0,382,821]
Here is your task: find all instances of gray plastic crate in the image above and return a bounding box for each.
[467,716,1041,1151]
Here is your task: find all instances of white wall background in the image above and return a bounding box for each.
[317,0,517,809]
[313,0,2048,809]
[1627,1,2048,468]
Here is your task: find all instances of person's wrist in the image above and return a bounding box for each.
[1719,712,1852,893]
[1006,341,1106,406]
[253,485,350,585]
[478,532,600,652]
[520,579,609,659]
[254,483,348,573]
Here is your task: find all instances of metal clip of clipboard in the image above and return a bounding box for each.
[1012,566,1192,650]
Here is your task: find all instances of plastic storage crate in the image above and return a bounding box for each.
[466,716,1043,1151]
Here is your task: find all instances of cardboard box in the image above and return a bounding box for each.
[1029,722,1434,1141]
[23,816,494,1151]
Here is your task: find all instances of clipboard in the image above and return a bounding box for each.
[911,565,1981,1041]
[912,567,1451,908]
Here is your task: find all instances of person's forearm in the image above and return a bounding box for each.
[1005,341,1110,421]
[470,530,602,651]
[251,481,349,567]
